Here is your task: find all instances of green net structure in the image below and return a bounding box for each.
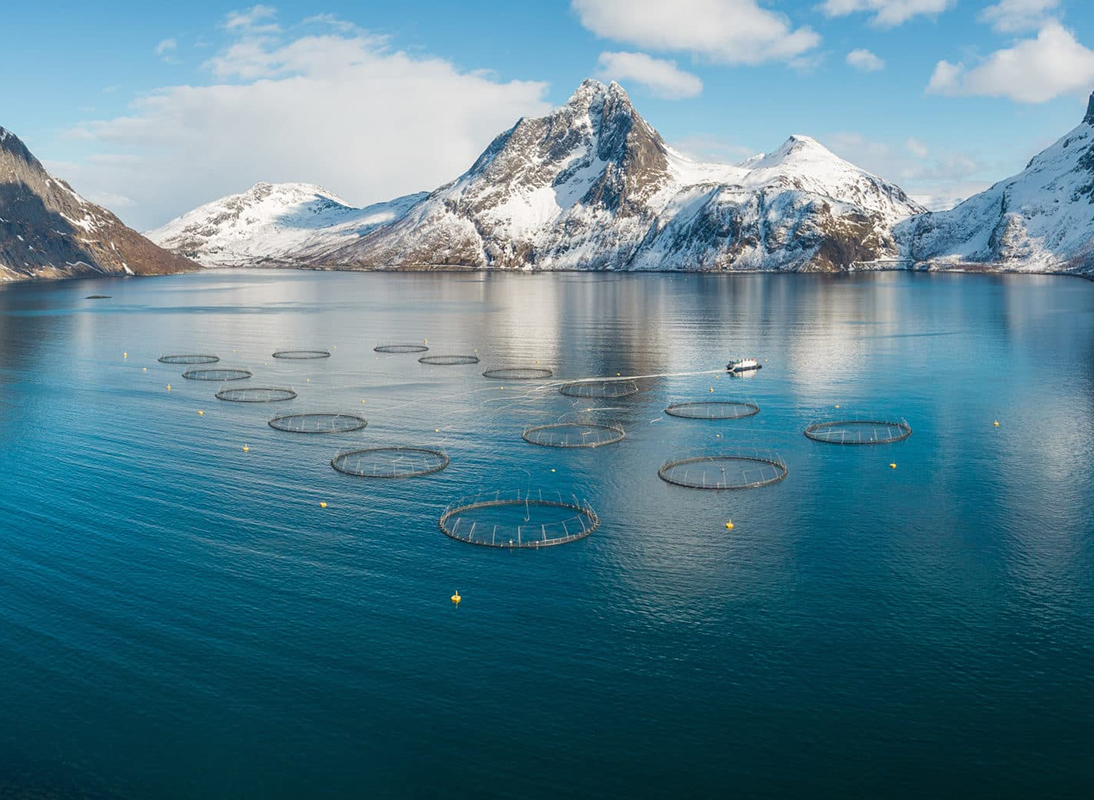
[665,400,760,420]
[658,453,788,490]
[559,380,638,399]
[332,446,450,478]
[418,354,480,365]
[272,349,330,359]
[182,367,252,381]
[375,344,429,354]
[268,413,368,434]
[439,490,599,549]
[522,422,625,448]
[482,367,553,380]
[159,354,219,365]
[804,419,912,445]
[215,387,297,403]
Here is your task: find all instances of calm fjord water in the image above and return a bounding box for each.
[1,269,1092,798]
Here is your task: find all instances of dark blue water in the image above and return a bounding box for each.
[1,269,1092,798]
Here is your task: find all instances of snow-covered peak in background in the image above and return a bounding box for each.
[897,91,1094,274]
[146,182,427,267]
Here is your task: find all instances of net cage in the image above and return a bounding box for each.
[272,349,330,360]
[658,452,788,490]
[522,422,625,448]
[665,400,760,420]
[215,387,297,403]
[268,412,368,434]
[331,446,450,478]
[482,367,554,380]
[803,418,912,445]
[418,354,480,366]
[182,367,253,381]
[158,354,219,365]
[374,344,429,354]
[559,379,639,399]
[438,489,600,549]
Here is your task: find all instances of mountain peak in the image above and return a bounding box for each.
[1085,91,1094,126]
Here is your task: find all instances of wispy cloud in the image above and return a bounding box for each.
[846,48,885,71]
[979,0,1062,33]
[596,51,702,99]
[818,0,954,28]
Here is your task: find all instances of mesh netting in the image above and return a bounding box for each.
[665,400,760,420]
[158,354,219,365]
[215,387,297,403]
[559,380,638,398]
[439,490,599,548]
[331,446,449,478]
[374,344,429,354]
[804,419,912,445]
[658,453,788,490]
[482,367,553,380]
[182,368,252,381]
[272,349,330,360]
[418,354,480,365]
[522,422,625,448]
[268,413,368,434]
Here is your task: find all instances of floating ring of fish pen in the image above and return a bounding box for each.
[559,380,639,398]
[268,412,368,434]
[418,354,481,365]
[159,354,220,365]
[374,344,429,354]
[481,367,554,380]
[438,491,599,549]
[665,400,760,420]
[181,367,253,381]
[331,446,450,478]
[272,349,330,359]
[521,422,625,448]
[215,387,298,403]
[803,419,912,445]
[658,454,788,490]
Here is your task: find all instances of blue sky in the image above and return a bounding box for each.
[4,0,1094,228]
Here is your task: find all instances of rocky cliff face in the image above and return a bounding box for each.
[325,80,924,272]
[145,182,426,267]
[896,92,1094,275]
[0,126,197,281]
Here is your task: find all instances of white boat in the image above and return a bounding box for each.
[726,358,761,373]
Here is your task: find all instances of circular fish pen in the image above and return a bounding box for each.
[418,354,480,366]
[482,367,553,380]
[665,400,760,420]
[181,367,252,381]
[215,387,297,403]
[559,380,638,399]
[804,419,912,445]
[522,422,625,448]
[158,354,219,365]
[438,490,599,549]
[658,453,788,490]
[268,413,368,434]
[331,446,449,478]
[374,344,429,354]
[272,349,330,360]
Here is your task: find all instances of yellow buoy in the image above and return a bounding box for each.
[835,404,840,409]
[198,410,204,416]
[243,445,250,452]
[306,378,311,382]
[451,590,461,606]
[435,428,439,433]
[889,462,897,469]
[320,501,328,508]
[166,384,171,391]
[725,521,734,530]
[994,421,1000,427]
[123,352,128,358]
[550,468,556,473]
[142,367,147,372]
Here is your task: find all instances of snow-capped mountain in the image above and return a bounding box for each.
[897,93,1094,275]
[0,126,197,281]
[146,182,426,267]
[326,80,924,271]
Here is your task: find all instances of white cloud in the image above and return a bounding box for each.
[595,51,702,99]
[224,4,279,34]
[846,48,885,71]
[59,21,551,230]
[926,23,1094,103]
[572,0,819,65]
[818,0,954,27]
[905,137,929,158]
[979,0,1061,33]
[154,38,178,58]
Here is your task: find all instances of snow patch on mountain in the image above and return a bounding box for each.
[146,182,426,267]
